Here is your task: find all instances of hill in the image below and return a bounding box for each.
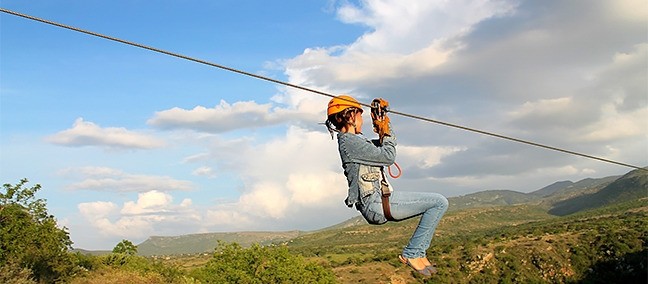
[448,189,538,211]
[70,248,111,256]
[534,175,620,206]
[137,230,305,256]
[548,168,648,215]
[529,180,573,197]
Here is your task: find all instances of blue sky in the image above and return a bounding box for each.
[2,0,646,250]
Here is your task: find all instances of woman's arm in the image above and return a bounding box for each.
[339,133,396,166]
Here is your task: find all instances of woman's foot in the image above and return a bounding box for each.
[421,257,438,274]
[398,255,432,277]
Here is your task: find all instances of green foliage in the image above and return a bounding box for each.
[112,239,138,255]
[1,179,75,283]
[421,200,648,283]
[95,253,187,283]
[191,241,336,283]
[0,259,37,284]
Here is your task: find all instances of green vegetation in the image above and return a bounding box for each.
[190,241,335,283]
[1,179,75,283]
[424,199,647,283]
[112,239,138,255]
[285,199,647,283]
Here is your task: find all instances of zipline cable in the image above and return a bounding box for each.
[1,7,646,172]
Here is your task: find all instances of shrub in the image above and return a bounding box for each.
[191,242,336,283]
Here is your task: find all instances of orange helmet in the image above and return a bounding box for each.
[327,95,362,116]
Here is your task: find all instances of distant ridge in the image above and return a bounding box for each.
[529,181,573,197]
[314,216,366,231]
[448,189,536,211]
[137,231,304,256]
[549,168,648,216]
[70,248,111,256]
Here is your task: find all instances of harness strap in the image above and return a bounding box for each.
[380,169,395,221]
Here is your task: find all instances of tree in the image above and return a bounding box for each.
[113,239,138,255]
[0,179,75,283]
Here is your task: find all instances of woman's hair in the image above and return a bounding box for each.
[325,107,362,138]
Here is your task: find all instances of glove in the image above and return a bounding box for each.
[371,98,391,142]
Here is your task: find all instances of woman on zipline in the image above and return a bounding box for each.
[325,95,449,277]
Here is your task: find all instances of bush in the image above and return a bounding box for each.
[69,266,166,284]
[191,242,337,283]
[0,260,37,284]
[96,252,187,283]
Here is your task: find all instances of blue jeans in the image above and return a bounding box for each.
[358,190,448,258]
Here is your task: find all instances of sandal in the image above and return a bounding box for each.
[398,255,432,277]
[421,258,438,274]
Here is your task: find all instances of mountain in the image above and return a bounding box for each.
[448,189,538,211]
[548,168,648,216]
[137,231,305,256]
[448,174,623,212]
[539,176,619,199]
[529,180,573,197]
[70,248,111,256]
[314,215,367,231]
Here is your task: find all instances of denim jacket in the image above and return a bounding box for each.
[337,131,396,208]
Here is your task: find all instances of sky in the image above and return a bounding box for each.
[1,0,646,250]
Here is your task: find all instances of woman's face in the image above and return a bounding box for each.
[353,109,363,133]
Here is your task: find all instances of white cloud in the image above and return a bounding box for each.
[505,43,648,145]
[46,118,165,149]
[60,166,193,192]
[287,172,343,205]
[603,0,648,23]
[78,201,117,219]
[147,99,322,133]
[579,105,648,142]
[77,190,200,240]
[398,145,464,169]
[182,126,350,227]
[336,0,517,53]
[121,190,174,215]
[204,207,253,228]
[284,0,517,86]
[239,182,290,219]
[509,97,573,119]
[191,166,217,178]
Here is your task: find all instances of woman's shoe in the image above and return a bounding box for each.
[398,255,432,277]
[421,257,438,274]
